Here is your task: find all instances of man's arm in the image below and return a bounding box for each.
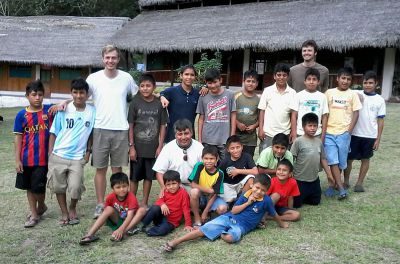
[348,110,359,133]
[156,172,165,198]
[289,110,298,143]
[48,133,56,155]
[321,157,335,186]
[230,111,237,136]
[198,114,204,143]
[201,194,216,222]
[229,166,258,178]
[258,110,266,141]
[257,166,276,177]
[321,113,328,143]
[128,123,137,161]
[14,134,23,173]
[373,118,384,150]
[156,124,166,157]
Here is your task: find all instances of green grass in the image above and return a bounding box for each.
[0,105,399,263]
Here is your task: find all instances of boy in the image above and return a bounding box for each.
[79,172,144,244]
[163,174,288,252]
[47,78,96,225]
[290,113,334,208]
[188,146,228,227]
[235,70,260,157]
[289,68,329,141]
[14,80,53,228]
[258,63,296,153]
[344,71,386,192]
[127,170,192,236]
[267,159,300,221]
[219,135,258,204]
[196,68,236,160]
[257,133,294,177]
[324,67,362,199]
[128,73,168,207]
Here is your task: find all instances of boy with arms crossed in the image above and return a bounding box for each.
[196,68,236,160]
[14,80,53,228]
[163,174,288,252]
[344,71,385,192]
[47,79,95,225]
[128,73,168,208]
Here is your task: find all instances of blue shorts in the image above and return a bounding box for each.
[324,132,351,170]
[199,195,228,211]
[199,214,243,242]
[275,206,291,215]
[347,136,375,160]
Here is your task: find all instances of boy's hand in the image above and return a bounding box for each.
[245,124,257,133]
[258,130,266,141]
[289,131,297,144]
[112,229,124,241]
[155,146,162,158]
[184,226,193,232]
[237,122,246,132]
[201,211,209,223]
[158,187,165,198]
[84,152,90,164]
[15,161,23,173]
[129,147,137,161]
[199,86,209,96]
[228,168,239,178]
[160,204,170,216]
[160,96,170,108]
[373,139,380,150]
[247,195,257,204]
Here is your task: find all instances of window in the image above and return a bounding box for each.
[9,65,32,78]
[59,69,81,80]
[41,69,51,82]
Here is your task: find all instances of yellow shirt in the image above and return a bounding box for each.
[325,88,362,135]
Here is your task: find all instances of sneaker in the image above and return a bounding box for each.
[354,185,365,192]
[93,203,104,219]
[126,226,141,236]
[338,189,348,200]
[324,187,336,197]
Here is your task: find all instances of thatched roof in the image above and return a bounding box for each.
[115,0,400,53]
[0,16,129,67]
[139,0,201,7]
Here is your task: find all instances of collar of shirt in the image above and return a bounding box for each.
[243,190,264,202]
[179,85,194,95]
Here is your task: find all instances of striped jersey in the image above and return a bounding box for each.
[50,102,95,160]
[13,105,53,166]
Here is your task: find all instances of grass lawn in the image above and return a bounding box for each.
[0,104,399,264]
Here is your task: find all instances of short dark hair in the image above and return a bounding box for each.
[202,145,219,159]
[274,63,290,75]
[363,70,378,82]
[243,70,258,81]
[173,119,193,134]
[253,174,271,189]
[71,78,89,92]
[302,112,319,127]
[139,73,156,87]
[26,80,44,95]
[204,68,221,82]
[110,172,129,188]
[226,135,242,147]
[305,68,320,81]
[272,133,289,148]
[179,64,197,76]
[301,39,318,53]
[277,159,294,172]
[163,170,181,184]
[337,67,354,78]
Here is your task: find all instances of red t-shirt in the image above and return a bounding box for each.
[105,192,139,219]
[155,187,192,227]
[267,177,300,207]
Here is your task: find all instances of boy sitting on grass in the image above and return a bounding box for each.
[163,174,288,252]
[188,146,228,227]
[257,133,293,177]
[126,170,193,236]
[79,172,144,245]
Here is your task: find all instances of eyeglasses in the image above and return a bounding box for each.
[183,149,188,161]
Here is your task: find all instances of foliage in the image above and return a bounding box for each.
[0,0,139,17]
[176,51,222,87]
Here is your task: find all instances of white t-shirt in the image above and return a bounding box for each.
[289,90,329,136]
[152,139,204,184]
[258,83,296,137]
[86,70,138,130]
[352,91,386,138]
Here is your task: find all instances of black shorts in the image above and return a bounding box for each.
[347,135,375,160]
[293,178,321,208]
[130,158,156,182]
[15,166,48,194]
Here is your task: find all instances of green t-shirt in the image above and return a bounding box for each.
[256,146,293,169]
[235,92,259,146]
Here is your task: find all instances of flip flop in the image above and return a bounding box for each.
[79,235,99,245]
[24,217,39,228]
[163,242,174,252]
[59,218,70,226]
[26,205,48,220]
[69,218,80,225]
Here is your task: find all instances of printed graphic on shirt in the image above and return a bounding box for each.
[113,203,128,219]
[300,100,321,113]
[136,109,160,142]
[207,96,229,122]
[331,97,349,109]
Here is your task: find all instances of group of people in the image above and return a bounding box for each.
[14,40,386,251]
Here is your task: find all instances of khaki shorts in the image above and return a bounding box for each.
[47,154,86,200]
[221,175,255,202]
[92,128,129,168]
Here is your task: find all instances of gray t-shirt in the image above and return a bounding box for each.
[196,89,236,145]
[290,135,325,182]
[288,63,329,93]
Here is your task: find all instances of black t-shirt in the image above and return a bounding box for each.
[219,152,256,184]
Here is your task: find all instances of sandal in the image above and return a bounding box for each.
[24,217,39,228]
[79,235,99,245]
[257,221,266,229]
[193,222,202,228]
[69,218,80,225]
[26,205,48,220]
[59,218,70,226]
[163,242,174,252]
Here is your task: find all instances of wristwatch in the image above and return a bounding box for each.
[129,142,134,147]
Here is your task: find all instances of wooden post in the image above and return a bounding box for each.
[381,48,396,100]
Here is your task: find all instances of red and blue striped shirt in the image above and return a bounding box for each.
[13,105,53,166]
